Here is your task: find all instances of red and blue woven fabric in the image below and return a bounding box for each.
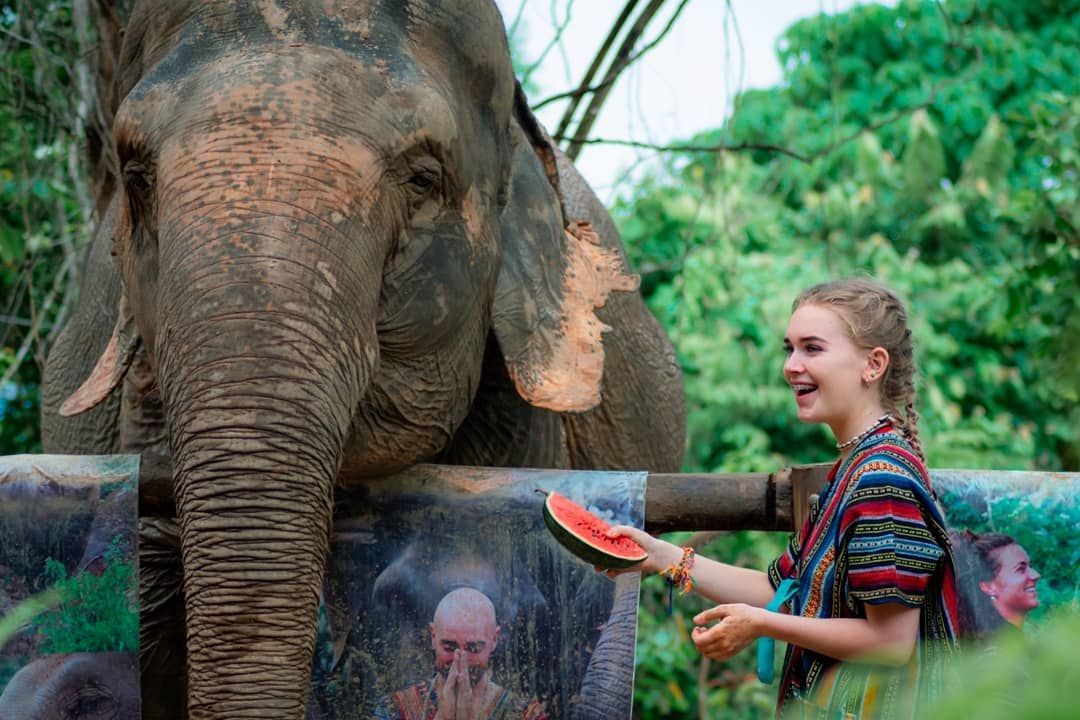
[767,422,960,720]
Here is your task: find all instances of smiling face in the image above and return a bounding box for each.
[981,543,1041,624]
[783,304,887,441]
[429,589,500,686]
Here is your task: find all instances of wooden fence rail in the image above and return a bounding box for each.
[136,454,833,533]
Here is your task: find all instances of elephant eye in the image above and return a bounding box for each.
[406,170,438,193]
[123,161,154,216]
[67,682,115,718]
[124,160,152,193]
[121,160,157,254]
[402,166,443,221]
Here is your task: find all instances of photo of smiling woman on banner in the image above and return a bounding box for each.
[950,530,1041,642]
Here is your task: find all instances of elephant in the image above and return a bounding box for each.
[40,1,686,719]
[0,653,140,720]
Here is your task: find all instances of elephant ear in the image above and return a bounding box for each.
[493,89,639,413]
[59,294,140,417]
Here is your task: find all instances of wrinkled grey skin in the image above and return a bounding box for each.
[0,653,140,720]
[41,2,685,718]
[573,574,640,720]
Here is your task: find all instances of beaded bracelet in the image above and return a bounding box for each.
[662,546,696,594]
[660,546,696,615]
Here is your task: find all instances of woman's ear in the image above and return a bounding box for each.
[492,120,637,413]
[978,580,998,599]
[864,347,890,383]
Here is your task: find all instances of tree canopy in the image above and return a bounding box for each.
[612,0,1078,476]
[1,2,1077,716]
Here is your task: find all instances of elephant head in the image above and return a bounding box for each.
[58,2,639,717]
[0,653,140,720]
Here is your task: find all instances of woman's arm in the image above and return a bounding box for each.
[691,600,920,666]
[606,529,920,665]
[604,526,777,608]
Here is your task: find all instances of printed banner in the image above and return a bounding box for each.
[0,455,140,719]
[308,465,647,720]
[7,456,1061,718]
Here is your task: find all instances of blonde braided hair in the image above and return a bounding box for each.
[794,278,925,461]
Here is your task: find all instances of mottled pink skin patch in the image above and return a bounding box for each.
[256,0,296,41]
[154,73,383,230]
[508,221,639,412]
[461,186,484,249]
[320,0,375,38]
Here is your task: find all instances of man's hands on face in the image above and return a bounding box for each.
[436,649,492,720]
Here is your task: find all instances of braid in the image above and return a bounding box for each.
[895,330,925,462]
[903,397,925,462]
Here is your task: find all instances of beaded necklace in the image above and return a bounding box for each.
[835,413,893,451]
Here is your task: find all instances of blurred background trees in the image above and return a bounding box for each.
[1,0,93,451]
[611,0,1078,476]
[1,0,1077,717]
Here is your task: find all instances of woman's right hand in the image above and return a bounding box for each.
[598,525,684,577]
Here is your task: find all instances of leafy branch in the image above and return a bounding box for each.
[544,0,692,161]
[518,0,576,90]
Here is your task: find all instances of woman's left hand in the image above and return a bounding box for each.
[690,603,764,661]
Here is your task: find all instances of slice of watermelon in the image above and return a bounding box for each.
[541,490,648,569]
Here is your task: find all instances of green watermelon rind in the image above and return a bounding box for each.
[542,493,648,570]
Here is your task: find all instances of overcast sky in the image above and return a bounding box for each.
[495,0,888,199]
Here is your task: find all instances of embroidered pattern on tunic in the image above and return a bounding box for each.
[803,546,835,618]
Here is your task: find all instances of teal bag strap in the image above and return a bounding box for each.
[757,578,798,684]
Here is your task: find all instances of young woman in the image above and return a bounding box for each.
[951,529,1040,640]
[608,278,959,719]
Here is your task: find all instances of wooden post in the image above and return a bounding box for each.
[789,464,832,534]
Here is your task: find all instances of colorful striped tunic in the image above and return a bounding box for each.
[767,424,959,719]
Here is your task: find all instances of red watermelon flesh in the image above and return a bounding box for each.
[542,491,648,569]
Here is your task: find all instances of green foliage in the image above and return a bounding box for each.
[0,585,61,649]
[927,609,1080,720]
[0,376,41,451]
[634,531,787,719]
[902,109,947,202]
[0,0,92,454]
[32,538,139,653]
[615,0,1079,475]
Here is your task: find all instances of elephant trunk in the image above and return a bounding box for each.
[571,574,641,720]
[172,423,331,717]
[154,215,377,718]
